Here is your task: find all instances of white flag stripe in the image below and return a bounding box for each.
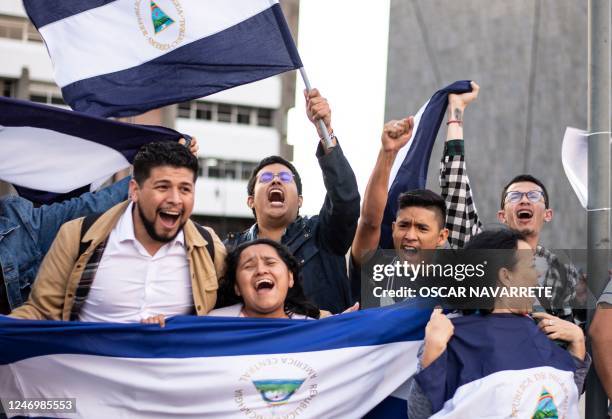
[40,0,278,87]
[388,100,429,191]
[3,341,421,419]
[0,126,129,192]
[430,366,579,419]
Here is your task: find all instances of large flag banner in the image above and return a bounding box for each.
[23,0,303,117]
[0,304,428,418]
[379,81,473,250]
[0,96,185,204]
[414,314,580,418]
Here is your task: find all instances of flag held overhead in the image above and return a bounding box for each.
[23,0,303,117]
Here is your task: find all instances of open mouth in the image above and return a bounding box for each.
[401,245,418,254]
[158,209,181,228]
[267,188,285,206]
[255,279,275,292]
[516,209,533,220]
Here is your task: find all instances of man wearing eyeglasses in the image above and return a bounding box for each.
[225,89,360,314]
[440,93,579,321]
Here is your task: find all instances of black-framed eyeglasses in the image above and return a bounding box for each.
[258,171,294,184]
[504,190,545,204]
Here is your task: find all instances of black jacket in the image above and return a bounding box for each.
[226,143,360,313]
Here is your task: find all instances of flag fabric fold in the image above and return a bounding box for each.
[0,304,428,418]
[0,96,185,204]
[379,80,473,250]
[414,314,579,418]
[23,0,303,117]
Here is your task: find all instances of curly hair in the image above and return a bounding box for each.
[216,238,320,319]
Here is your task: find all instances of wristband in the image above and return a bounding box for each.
[446,120,463,126]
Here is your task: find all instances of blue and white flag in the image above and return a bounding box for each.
[415,314,579,418]
[379,81,473,249]
[0,96,185,203]
[0,304,428,418]
[23,0,302,117]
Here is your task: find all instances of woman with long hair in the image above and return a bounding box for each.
[209,239,320,319]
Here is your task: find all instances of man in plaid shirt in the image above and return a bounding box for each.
[439,83,578,321]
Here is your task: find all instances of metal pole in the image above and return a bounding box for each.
[298,67,334,149]
[586,0,611,418]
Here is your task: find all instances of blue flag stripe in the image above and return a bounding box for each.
[59,5,302,117]
[0,304,428,364]
[23,0,118,28]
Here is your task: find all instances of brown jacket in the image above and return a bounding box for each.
[10,201,226,320]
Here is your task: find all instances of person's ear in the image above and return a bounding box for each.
[498,267,513,288]
[234,283,242,297]
[497,210,507,224]
[298,196,303,209]
[129,179,140,203]
[544,208,553,223]
[391,221,396,233]
[437,228,449,247]
[247,195,255,209]
[288,271,294,289]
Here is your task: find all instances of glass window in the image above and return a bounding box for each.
[29,94,47,104]
[217,104,232,123]
[178,102,192,118]
[257,108,274,127]
[0,19,23,40]
[241,162,257,180]
[196,102,213,120]
[1,79,15,98]
[26,24,42,42]
[206,158,221,178]
[50,96,66,106]
[237,106,251,125]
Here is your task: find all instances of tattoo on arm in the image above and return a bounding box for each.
[453,108,463,122]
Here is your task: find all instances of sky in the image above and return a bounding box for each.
[286,1,391,215]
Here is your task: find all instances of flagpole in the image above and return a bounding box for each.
[585,0,611,417]
[299,67,334,149]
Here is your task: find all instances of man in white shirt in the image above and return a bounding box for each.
[11,141,226,323]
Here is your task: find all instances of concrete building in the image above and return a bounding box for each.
[385,0,590,249]
[0,0,300,237]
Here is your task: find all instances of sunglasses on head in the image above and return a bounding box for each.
[258,171,294,184]
[504,190,545,204]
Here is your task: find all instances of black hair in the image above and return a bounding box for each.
[460,228,529,314]
[500,174,549,209]
[247,156,303,196]
[133,141,198,185]
[216,238,320,319]
[397,189,447,228]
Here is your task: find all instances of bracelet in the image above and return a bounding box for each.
[320,132,337,143]
[446,120,463,126]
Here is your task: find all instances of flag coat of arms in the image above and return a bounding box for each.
[23,0,303,117]
[0,304,429,418]
[414,314,580,418]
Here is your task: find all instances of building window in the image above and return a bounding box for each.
[257,108,274,127]
[29,94,47,104]
[196,102,213,120]
[199,158,259,181]
[26,23,42,42]
[236,106,251,125]
[217,104,232,123]
[0,79,15,97]
[241,161,258,180]
[178,102,192,119]
[0,16,24,40]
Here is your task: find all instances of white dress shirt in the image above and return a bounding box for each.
[79,203,192,323]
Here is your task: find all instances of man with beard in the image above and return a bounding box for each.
[225,89,360,313]
[10,141,225,323]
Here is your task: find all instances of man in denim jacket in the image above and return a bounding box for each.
[0,176,129,313]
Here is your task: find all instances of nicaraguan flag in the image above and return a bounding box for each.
[0,304,428,418]
[23,0,303,117]
[0,96,185,204]
[414,314,580,418]
[379,81,473,249]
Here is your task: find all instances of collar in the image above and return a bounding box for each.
[119,202,185,247]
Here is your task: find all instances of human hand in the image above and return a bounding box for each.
[304,88,332,138]
[424,307,454,348]
[141,314,166,328]
[448,81,480,111]
[533,312,585,359]
[179,136,199,157]
[381,117,414,153]
[341,302,360,314]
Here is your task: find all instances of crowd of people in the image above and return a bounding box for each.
[1,83,610,417]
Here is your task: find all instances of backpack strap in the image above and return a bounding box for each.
[78,213,103,257]
[194,223,215,264]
